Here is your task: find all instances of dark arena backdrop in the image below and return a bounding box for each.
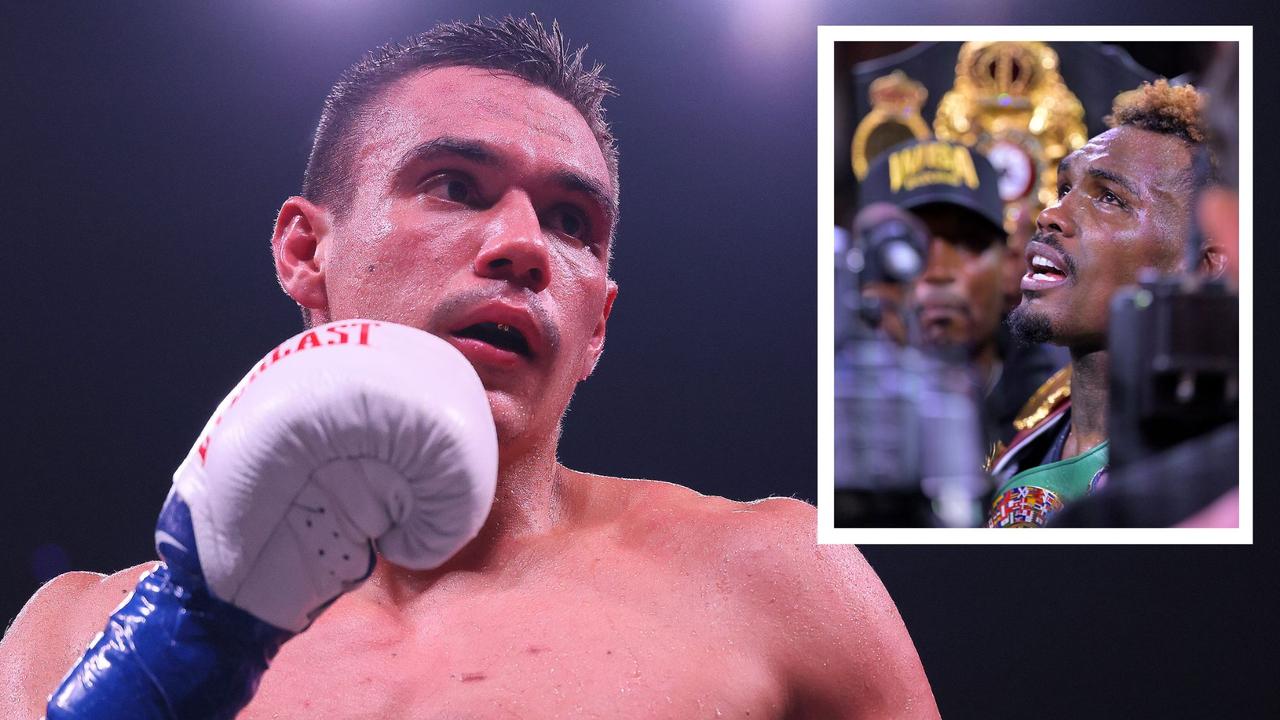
[3,2,1277,717]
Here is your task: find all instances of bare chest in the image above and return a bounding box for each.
[238,567,786,719]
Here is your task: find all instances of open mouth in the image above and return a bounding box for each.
[1027,253,1067,283]
[453,322,531,357]
[1022,241,1071,292]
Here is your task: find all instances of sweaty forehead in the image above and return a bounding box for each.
[1066,126,1194,197]
[352,65,611,192]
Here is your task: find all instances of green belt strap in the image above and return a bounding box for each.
[999,441,1109,503]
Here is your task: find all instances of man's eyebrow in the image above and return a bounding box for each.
[394,136,501,175]
[1057,156,1074,181]
[1057,156,1141,199]
[553,169,617,224]
[1087,167,1140,198]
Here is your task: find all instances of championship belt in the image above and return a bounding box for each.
[933,42,1088,231]
[985,366,1072,474]
[851,70,933,180]
[987,442,1109,528]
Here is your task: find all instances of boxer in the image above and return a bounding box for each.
[1,17,938,718]
[988,79,1229,527]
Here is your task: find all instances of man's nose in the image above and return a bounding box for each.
[1036,196,1077,237]
[474,191,551,293]
[920,239,957,284]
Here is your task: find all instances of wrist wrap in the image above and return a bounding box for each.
[46,498,294,720]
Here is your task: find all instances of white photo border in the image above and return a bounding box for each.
[817,25,1253,544]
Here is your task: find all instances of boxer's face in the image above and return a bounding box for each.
[1010,126,1193,351]
[910,205,1005,354]
[287,66,617,455]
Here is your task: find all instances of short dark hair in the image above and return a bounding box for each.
[302,15,618,219]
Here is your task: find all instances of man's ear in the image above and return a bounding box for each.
[271,196,331,316]
[1198,239,1228,280]
[580,280,618,381]
[1198,187,1239,284]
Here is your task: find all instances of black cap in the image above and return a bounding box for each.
[860,139,1007,239]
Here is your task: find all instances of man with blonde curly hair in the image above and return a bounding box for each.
[986,80,1230,527]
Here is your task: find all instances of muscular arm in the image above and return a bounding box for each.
[0,565,155,720]
[730,499,939,719]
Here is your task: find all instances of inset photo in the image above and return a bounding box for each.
[817,27,1251,542]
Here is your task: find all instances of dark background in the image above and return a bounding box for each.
[2,1,1275,718]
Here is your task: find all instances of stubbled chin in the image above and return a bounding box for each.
[483,388,542,450]
[1008,302,1056,345]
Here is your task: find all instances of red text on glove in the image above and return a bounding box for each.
[197,322,379,464]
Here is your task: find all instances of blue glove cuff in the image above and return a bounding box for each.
[46,496,295,720]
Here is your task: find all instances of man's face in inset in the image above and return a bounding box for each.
[1011,126,1195,351]
[285,66,618,457]
[910,203,1006,355]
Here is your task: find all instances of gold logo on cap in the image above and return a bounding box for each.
[886,142,979,193]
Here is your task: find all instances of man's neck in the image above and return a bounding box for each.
[1065,348,1109,459]
[487,444,567,536]
[368,434,568,596]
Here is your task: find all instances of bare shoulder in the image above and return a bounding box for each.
[631,489,885,611]
[596,479,939,719]
[591,477,890,622]
[0,563,157,720]
[599,477,842,567]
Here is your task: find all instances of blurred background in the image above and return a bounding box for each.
[1,1,1275,717]
[834,41,1217,225]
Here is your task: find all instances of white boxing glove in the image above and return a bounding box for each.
[165,320,497,632]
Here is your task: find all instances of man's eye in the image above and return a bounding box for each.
[1057,184,1071,199]
[421,174,476,204]
[444,179,470,202]
[1100,189,1125,207]
[550,206,590,243]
